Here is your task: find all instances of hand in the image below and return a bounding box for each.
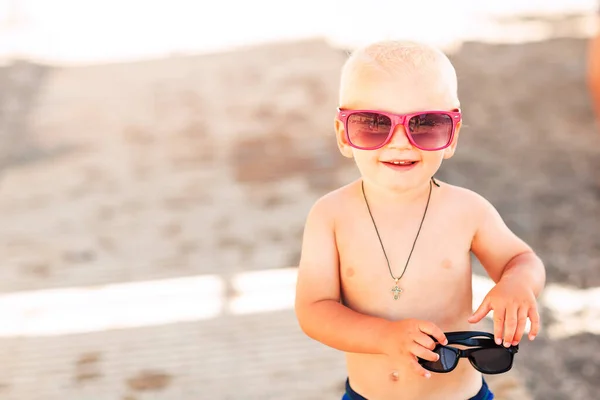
[381,319,448,379]
[468,276,540,347]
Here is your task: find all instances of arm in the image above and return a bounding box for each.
[294,196,391,355]
[468,193,546,344]
[470,196,545,295]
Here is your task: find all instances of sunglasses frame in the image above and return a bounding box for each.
[336,108,462,151]
[418,331,519,375]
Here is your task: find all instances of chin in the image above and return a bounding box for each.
[377,178,421,192]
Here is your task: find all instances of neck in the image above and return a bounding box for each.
[361,178,435,207]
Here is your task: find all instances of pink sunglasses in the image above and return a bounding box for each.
[337,108,462,151]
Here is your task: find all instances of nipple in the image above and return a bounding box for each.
[390,371,399,381]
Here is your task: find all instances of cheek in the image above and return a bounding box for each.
[352,150,379,167]
[422,150,444,176]
[422,151,445,170]
[350,151,380,177]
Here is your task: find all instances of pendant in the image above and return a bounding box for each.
[391,279,403,300]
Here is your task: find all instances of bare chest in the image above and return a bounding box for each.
[336,208,474,324]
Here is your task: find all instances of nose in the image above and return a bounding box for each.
[386,124,413,149]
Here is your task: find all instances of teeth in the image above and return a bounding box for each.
[392,161,410,165]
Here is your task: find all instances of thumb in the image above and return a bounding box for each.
[468,299,491,323]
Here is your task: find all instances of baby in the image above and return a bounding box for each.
[294,40,546,400]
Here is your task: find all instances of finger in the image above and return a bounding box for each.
[418,322,447,345]
[502,304,519,347]
[528,307,541,340]
[414,333,437,351]
[411,341,439,362]
[493,307,506,345]
[468,299,491,324]
[410,356,432,379]
[512,307,529,345]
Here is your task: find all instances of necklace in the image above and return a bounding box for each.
[361,178,435,300]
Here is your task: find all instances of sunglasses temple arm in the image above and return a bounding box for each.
[440,331,494,342]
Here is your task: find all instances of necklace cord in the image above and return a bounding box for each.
[361,178,434,282]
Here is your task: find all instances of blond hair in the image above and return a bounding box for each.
[339,40,459,106]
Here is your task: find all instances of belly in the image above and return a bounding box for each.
[340,256,479,398]
[346,352,483,400]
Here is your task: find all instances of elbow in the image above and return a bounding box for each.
[295,300,315,338]
[502,251,542,275]
[295,298,333,340]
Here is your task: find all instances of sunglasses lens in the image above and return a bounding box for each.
[347,112,392,149]
[408,113,453,150]
[470,348,513,374]
[422,346,458,372]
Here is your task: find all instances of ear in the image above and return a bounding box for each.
[443,121,461,160]
[335,118,354,159]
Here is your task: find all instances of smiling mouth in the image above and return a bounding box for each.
[383,160,417,166]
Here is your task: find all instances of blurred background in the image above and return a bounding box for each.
[0,0,599,399]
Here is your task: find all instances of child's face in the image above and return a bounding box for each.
[335,67,461,192]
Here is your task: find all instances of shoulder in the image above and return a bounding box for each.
[305,180,361,224]
[435,180,496,218]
